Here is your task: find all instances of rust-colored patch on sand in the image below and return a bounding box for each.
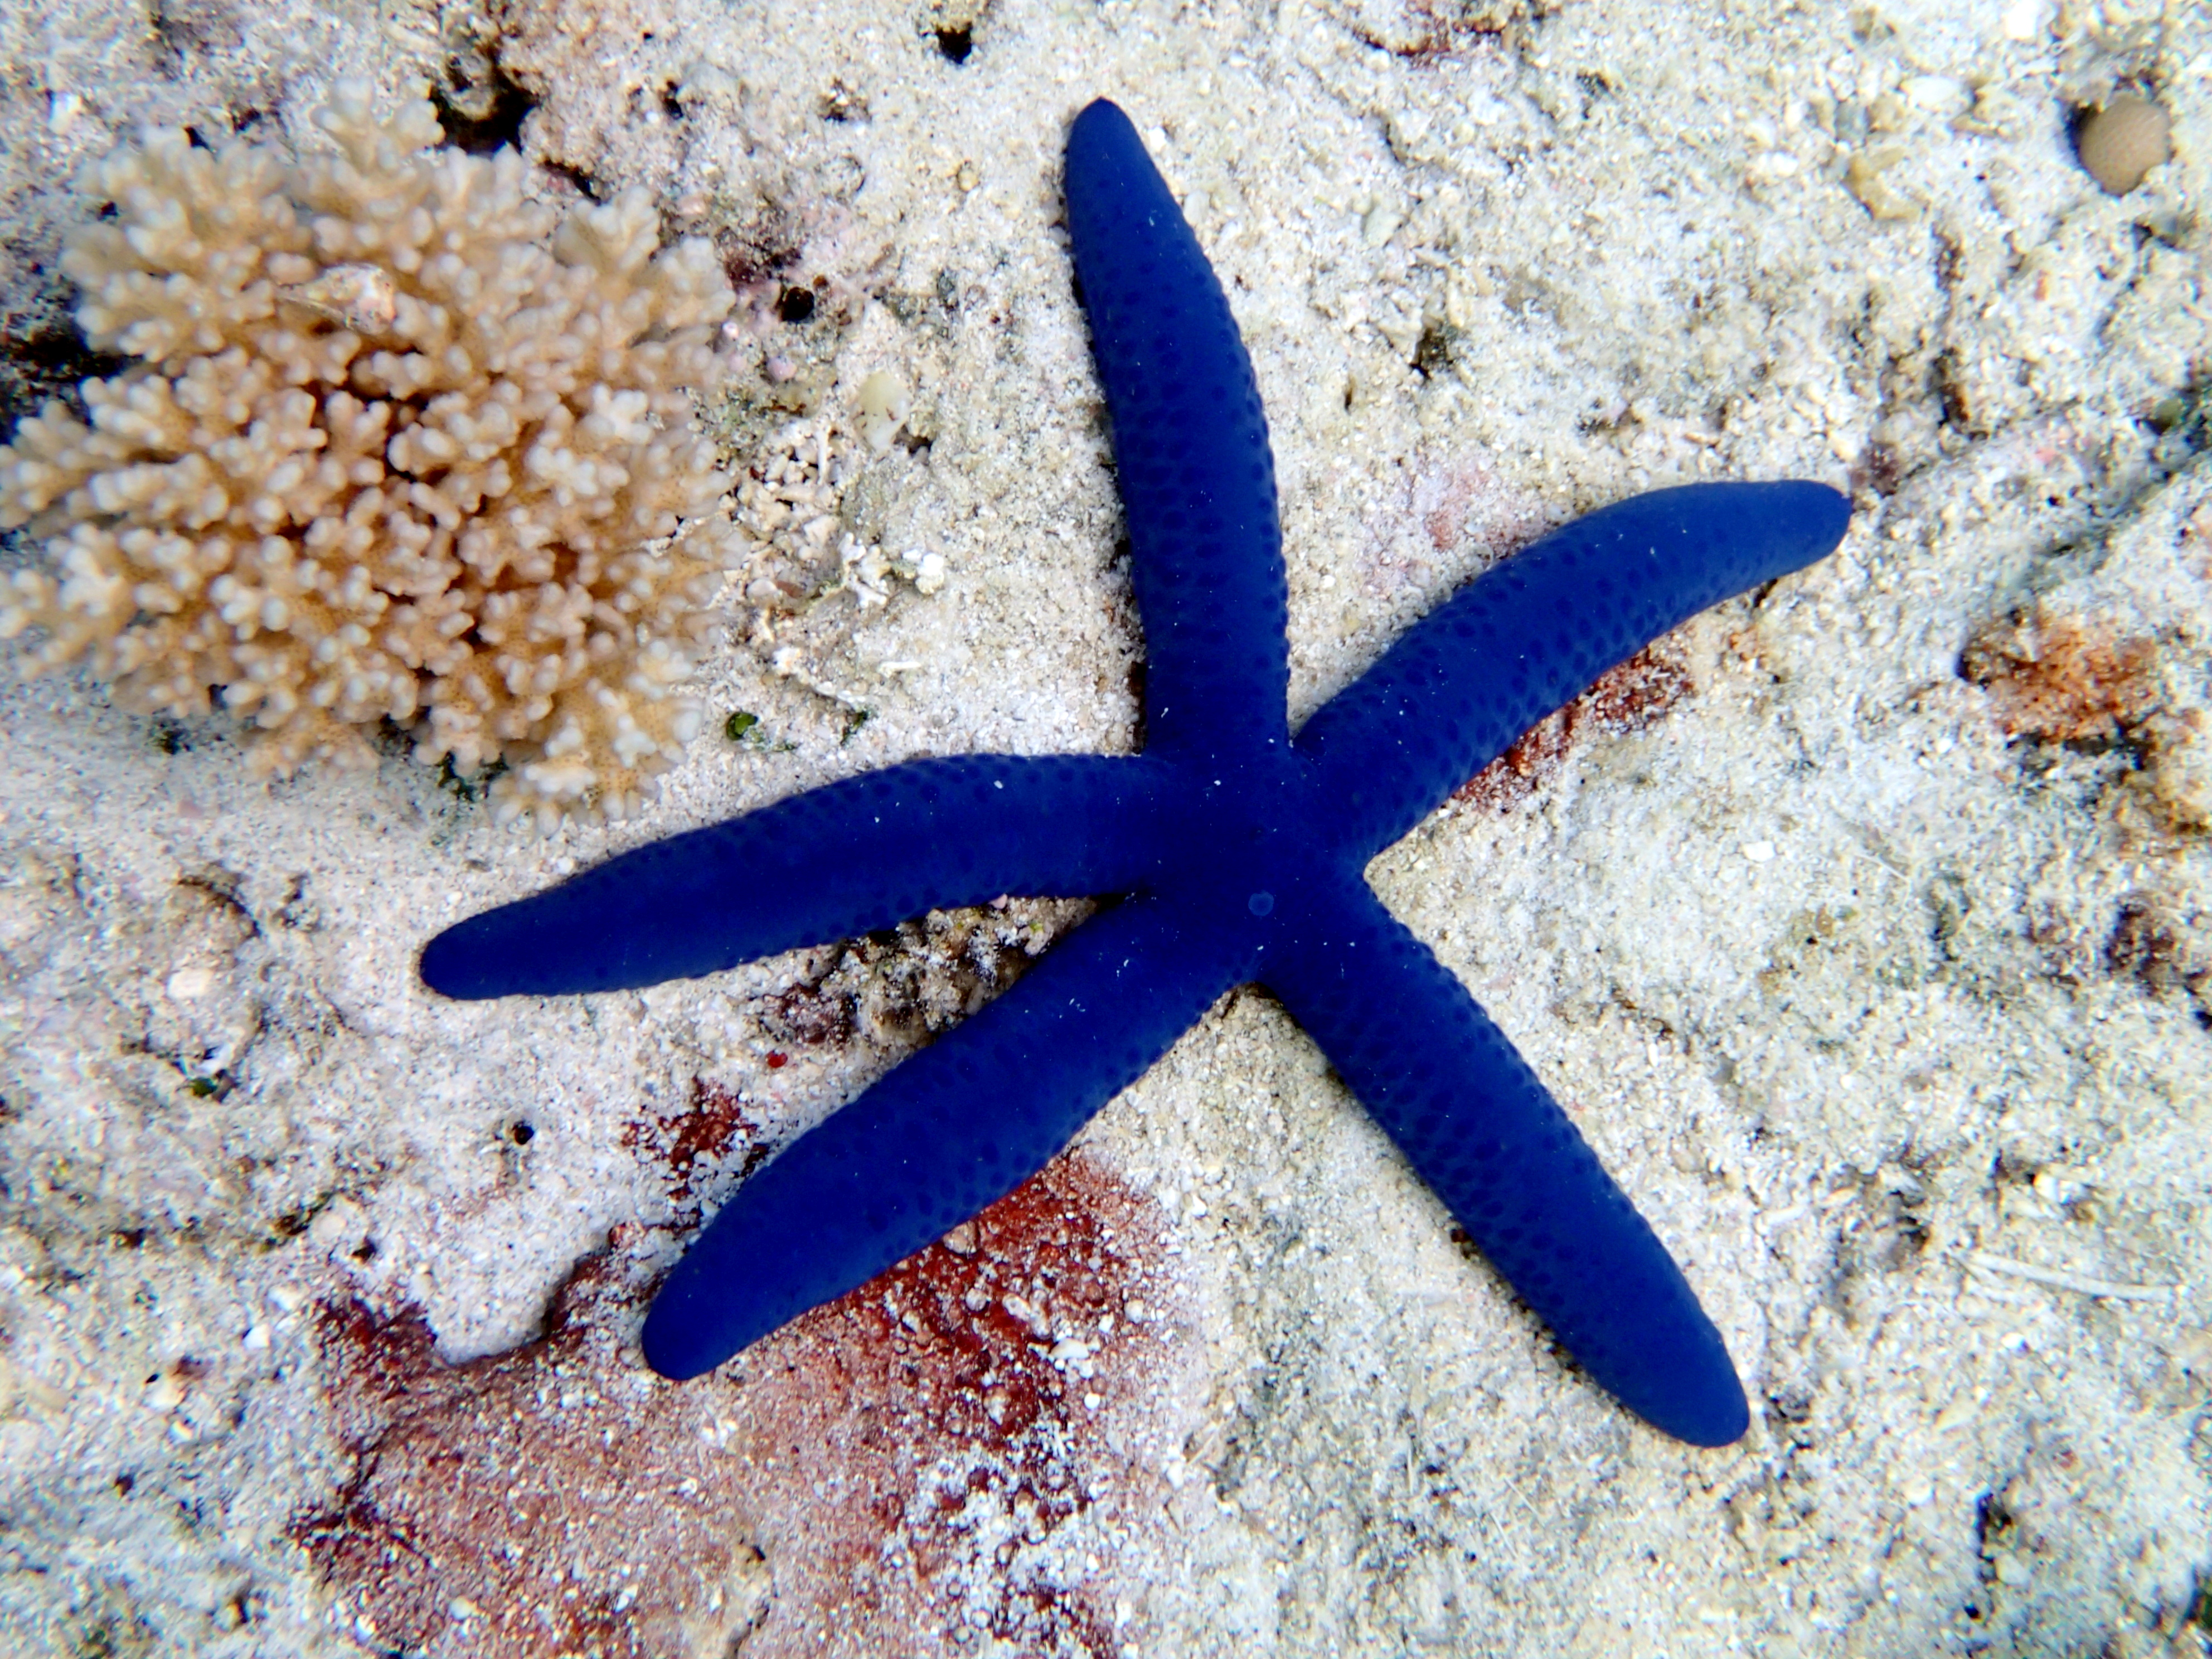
[1452,643,1695,812]
[297,1152,1188,1659]
[292,1250,769,1659]
[1961,612,2161,744]
[1961,609,2212,837]
[727,1151,1187,1658]
[621,1076,769,1210]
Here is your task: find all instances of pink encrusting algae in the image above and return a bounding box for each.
[296,1144,1192,1659]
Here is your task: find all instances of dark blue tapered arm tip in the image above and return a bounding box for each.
[1073,96,1130,134]
[641,1299,722,1380]
[1674,1378,1752,1448]
[1769,479,1852,568]
[419,920,499,1001]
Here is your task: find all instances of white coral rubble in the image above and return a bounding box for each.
[0,84,739,829]
[731,418,945,644]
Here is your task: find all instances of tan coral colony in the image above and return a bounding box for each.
[0,84,738,828]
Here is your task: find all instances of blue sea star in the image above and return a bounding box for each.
[421,99,1850,1446]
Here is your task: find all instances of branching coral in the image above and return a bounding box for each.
[0,84,738,827]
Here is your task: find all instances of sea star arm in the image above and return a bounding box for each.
[1296,481,1850,861]
[418,754,1167,998]
[641,890,1258,1377]
[1264,875,1749,1445]
[1065,99,1289,760]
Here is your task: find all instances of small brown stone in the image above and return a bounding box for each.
[2076,95,2172,195]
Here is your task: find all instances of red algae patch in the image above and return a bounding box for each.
[292,1252,768,1659]
[622,1077,770,1211]
[726,1149,1189,1658]
[1452,643,1695,812]
[295,1151,1189,1659]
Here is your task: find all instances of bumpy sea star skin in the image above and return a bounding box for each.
[421,99,1850,1446]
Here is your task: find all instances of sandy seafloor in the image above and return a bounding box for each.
[0,0,2209,1653]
